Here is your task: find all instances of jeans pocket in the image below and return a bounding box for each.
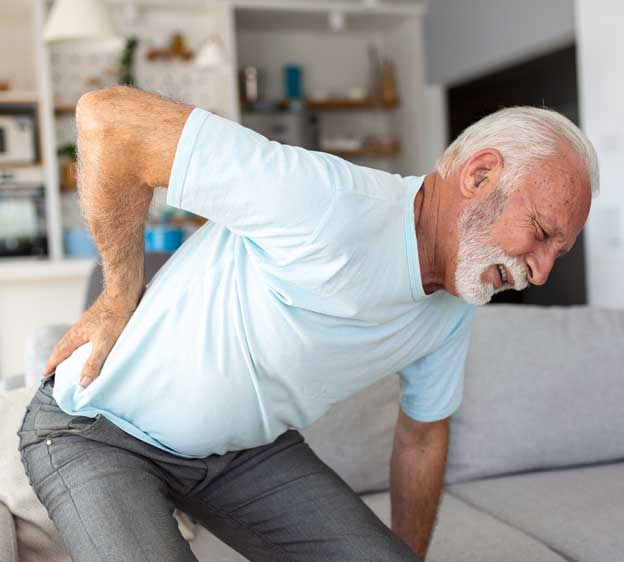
[33,404,101,439]
[18,406,104,493]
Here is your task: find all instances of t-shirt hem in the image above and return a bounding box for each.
[53,386,198,459]
[166,107,211,211]
[400,399,461,422]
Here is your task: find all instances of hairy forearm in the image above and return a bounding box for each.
[390,430,448,560]
[77,125,150,305]
[40,87,192,383]
[75,86,191,307]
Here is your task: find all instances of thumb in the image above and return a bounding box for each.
[42,328,87,377]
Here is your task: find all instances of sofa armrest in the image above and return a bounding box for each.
[0,501,18,562]
[24,325,71,388]
[1,376,25,392]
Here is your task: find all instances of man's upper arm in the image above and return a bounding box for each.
[399,305,474,423]
[165,107,340,253]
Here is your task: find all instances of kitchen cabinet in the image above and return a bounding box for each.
[34,0,428,260]
[234,2,428,176]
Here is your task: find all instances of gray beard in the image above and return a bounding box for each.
[455,186,529,305]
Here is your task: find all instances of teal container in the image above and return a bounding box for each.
[145,225,184,252]
[283,65,303,99]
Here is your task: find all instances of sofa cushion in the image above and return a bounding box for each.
[301,374,400,494]
[0,388,71,562]
[446,305,624,484]
[0,502,18,562]
[448,462,624,562]
[23,325,70,388]
[365,491,568,562]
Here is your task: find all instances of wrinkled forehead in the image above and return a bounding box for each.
[527,151,592,235]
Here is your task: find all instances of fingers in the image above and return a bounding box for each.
[79,339,115,388]
[41,329,87,377]
[40,296,133,388]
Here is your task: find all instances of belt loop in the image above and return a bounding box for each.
[41,372,56,389]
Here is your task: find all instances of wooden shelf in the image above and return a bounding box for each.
[324,144,401,159]
[145,48,194,62]
[0,162,42,170]
[306,97,399,111]
[242,97,400,113]
[58,97,399,116]
[0,91,39,104]
[54,104,76,116]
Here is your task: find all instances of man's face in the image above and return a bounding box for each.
[454,150,592,305]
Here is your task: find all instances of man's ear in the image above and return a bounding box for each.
[458,149,504,200]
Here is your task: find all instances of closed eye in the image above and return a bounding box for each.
[534,221,548,242]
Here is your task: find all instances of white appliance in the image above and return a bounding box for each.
[0,114,37,165]
[0,167,47,258]
[241,110,320,150]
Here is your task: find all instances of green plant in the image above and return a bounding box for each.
[57,143,77,161]
[119,37,139,86]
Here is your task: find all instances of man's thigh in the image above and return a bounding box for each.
[176,430,421,562]
[18,380,197,562]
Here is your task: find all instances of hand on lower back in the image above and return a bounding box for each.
[42,290,142,388]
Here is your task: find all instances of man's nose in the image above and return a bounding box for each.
[525,250,556,286]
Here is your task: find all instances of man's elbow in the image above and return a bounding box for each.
[76,85,138,134]
[394,412,449,450]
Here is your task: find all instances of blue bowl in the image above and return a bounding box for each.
[145,226,184,252]
[63,228,99,259]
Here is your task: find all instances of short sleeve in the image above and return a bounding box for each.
[399,306,474,422]
[167,108,342,256]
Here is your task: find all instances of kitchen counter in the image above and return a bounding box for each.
[0,257,94,380]
[0,258,95,282]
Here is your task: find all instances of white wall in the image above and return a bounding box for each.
[576,0,624,307]
[424,0,575,85]
[0,0,36,90]
[0,264,92,381]
[237,29,380,101]
[381,17,428,174]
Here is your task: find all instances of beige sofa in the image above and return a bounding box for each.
[2,256,623,562]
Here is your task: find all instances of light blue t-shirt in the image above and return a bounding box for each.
[54,108,474,458]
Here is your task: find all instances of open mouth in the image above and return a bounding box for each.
[497,264,508,285]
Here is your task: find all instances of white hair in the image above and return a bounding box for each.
[436,106,600,196]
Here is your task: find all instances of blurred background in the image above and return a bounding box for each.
[0,0,621,383]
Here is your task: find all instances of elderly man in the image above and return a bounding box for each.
[18,86,597,562]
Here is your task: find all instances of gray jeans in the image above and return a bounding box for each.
[18,375,421,562]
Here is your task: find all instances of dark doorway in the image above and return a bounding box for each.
[447,44,586,306]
